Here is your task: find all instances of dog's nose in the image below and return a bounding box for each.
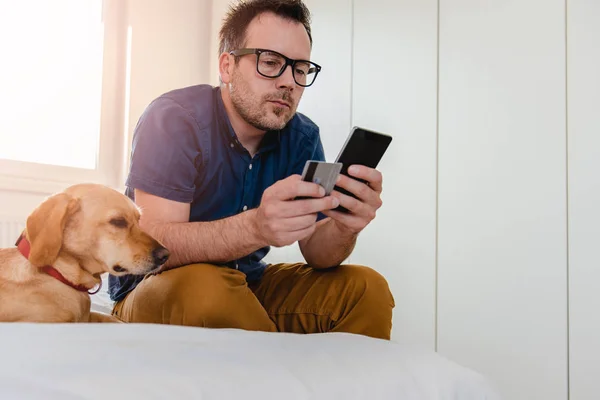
[152,247,170,266]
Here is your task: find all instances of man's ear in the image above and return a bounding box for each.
[25,192,80,266]
[218,52,234,85]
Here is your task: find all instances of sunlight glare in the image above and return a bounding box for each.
[0,0,104,169]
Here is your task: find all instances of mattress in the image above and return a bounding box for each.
[0,322,502,400]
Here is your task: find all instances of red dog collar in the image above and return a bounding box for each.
[15,233,102,295]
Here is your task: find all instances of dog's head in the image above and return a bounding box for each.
[24,183,169,276]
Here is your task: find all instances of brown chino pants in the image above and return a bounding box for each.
[112,262,395,340]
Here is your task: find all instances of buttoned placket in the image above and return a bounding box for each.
[240,157,256,213]
[229,137,260,215]
[237,154,257,272]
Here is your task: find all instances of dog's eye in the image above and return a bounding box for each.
[109,217,128,228]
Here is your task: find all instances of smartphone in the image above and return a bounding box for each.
[296,160,343,200]
[333,126,393,213]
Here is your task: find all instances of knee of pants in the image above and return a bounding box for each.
[335,264,396,310]
[142,263,244,327]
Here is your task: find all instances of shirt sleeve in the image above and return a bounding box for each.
[125,97,202,203]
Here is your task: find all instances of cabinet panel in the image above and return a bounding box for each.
[437,1,568,399]
[567,1,600,398]
[352,0,438,347]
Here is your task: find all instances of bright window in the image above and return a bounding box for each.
[0,0,105,170]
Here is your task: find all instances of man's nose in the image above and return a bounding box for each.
[275,64,296,89]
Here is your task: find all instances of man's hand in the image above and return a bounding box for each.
[322,165,384,234]
[251,174,340,247]
[296,165,382,269]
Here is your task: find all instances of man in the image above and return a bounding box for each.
[108,0,395,340]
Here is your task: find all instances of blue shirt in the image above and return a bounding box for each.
[108,84,326,302]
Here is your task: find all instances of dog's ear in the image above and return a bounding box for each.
[25,192,80,266]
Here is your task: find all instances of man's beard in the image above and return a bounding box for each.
[229,70,295,131]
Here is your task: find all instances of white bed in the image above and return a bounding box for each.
[0,318,502,400]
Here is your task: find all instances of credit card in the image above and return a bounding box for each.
[297,160,343,199]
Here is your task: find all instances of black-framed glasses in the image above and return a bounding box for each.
[229,48,321,87]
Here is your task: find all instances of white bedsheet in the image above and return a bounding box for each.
[0,323,501,400]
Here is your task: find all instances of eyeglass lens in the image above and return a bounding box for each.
[258,51,317,86]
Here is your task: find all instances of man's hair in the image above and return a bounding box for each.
[218,0,312,56]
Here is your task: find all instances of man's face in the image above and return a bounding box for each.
[227,12,312,132]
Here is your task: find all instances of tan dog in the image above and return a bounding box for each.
[0,183,169,323]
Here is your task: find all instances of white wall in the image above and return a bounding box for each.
[567,1,600,398]
[351,0,438,349]
[209,0,232,86]
[437,1,568,399]
[0,191,51,223]
[125,0,212,170]
[296,0,354,163]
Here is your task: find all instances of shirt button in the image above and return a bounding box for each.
[230,143,234,148]
[248,164,253,170]
[242,205,248,211]
[235,262,239,270]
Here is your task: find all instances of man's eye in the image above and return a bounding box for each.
[109,217,128,228]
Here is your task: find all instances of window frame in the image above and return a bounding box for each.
[0,0,129,195]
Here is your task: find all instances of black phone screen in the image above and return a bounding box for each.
[332,127,392,213]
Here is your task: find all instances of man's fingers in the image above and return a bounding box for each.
[347,165,383,193]
[269,174,325,200]
[335,174,378,205]
[330,189,368,216]
[322,208,359,228]
[261,195,339,220]
[270,214,319,232]
[296,182,326,199]
[281,196,339,217]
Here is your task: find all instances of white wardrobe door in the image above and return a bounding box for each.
[352,0,438,347]
[297,0,353,161]
[567,1,600,398]
[437,1,568,399]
